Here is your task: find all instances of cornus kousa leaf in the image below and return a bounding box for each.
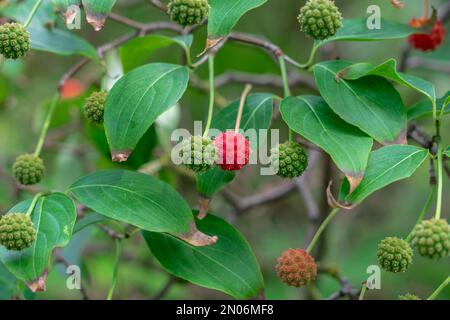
[314,60,407,145]
[196,168,235,198]
[143,214,264,299]
[0,193,77,292]
[104,63,189,162]
[81,0,117,31]
[280,95,373,192]
[444,147,450,158]
[52,0,81,26]
[408,91,450,120]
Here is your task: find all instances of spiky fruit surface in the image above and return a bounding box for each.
[298,0,343,40]
[377,237,413,273]
[276,249,317,287]
[399,293,421,300]
[179,135,216,173]
[168,0,210,26]
[0,23,30,59]
[214,131,251,171]
[408,18,445,51]
[84,91,107,124]
[13,154,45,185]
[0,213,35,251]
[411,219,450,259]
[270,141,308,179]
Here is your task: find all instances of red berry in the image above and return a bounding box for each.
[214,131,251,171]
[276,249,317,287]
[408,17,445,51]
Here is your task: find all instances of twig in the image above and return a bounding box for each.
[153,277,176,300]
[149,0,167,12]
[97,224,129,240]
[54,249,90,300]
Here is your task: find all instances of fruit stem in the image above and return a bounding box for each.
[279,56,295,143]
[24,0,44,28]
[358,282,368,300]
[34,93,60,157]
[424,0,430,18]
[427,276,449,300]
[405,186,436,242]
[107,239,121,300]
[203,55,215,138]
[306,208,340,253]
[234,84,253,133]
[435,136,443,220]
[26,192,43,217]
[299,43,319,69]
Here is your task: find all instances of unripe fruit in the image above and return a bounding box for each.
[13,154,45,185]
[399,293,421,300]
[179,135,216,173]
[167,0,210,26]
[377,237,413,273]
[276,249,317,287]
[298,0,343,40]
[214,131,251,171]
[411,219,450,259]
[270,141,308,179]
[0,213,36,251]
[408,18,445,51]
[0,22,30,59]
[84,91,107,124]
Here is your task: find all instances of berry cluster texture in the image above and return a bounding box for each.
[0,213,36,251]
[298,0,343,40]
[276,249,317,287]
[0,22,30,59]
[408,18,445,51]
[398,293,421,300]
[179,135,216,173]
[13,154,45,185]
[377,237,413,273]
[411,219,450,259]
[84,91,107,124]
[214,131,251,171]
[270,141,308,179]
[168,0,210,26]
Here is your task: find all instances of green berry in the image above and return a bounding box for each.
[399,293,421,300]
[298,0,343,40]
[84,91,107,124]
[0,22,30,59]
[168,0,210,26]
[13,154,45,185]
[270,141,308,179]
[377,237,413,273]
[411,219,450,259]
[0,213,36,251]
[179,135,216,173]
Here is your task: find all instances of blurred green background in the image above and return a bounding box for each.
[0,0,449,300]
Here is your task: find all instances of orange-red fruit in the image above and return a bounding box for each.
[408,18,445,51]
[276,248,317,287]
[214,131,251,171]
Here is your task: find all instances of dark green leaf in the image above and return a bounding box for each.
[196,168,235,198]
[407,91,450,120]
[143,214,264,299]
[81,0,117,31]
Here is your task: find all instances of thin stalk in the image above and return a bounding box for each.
[279,56,295,143]
[107,239,121,300]
[299,43,319,69]
[26,193,43,217]
[234,84,253,133]
[424,0,430,18]
[358,283,368,300]
[427,276,449,300]
[34,93,60,157]
[203,55,215,138]
[24,0,44,28]
[406,186,436,242]
[306,208,340,253]
[435,137,443,219]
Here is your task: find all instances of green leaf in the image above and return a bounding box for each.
[444,147,450,158]
[280,95,373,190]
[314,60,407,144]
[0,262,18,299]
[120,35,193,72]
[338,59,436,103]
[0,193,77,288]
[143,214,264,299]
[104,63,189,161]
[81,0,117,31]
[68,170,193,234]
[208,0,268,38]
[407,92,450,120]
[345,145,428,204]
[196,168,235,198]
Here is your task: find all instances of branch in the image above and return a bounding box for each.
[152,277,176,300]
[54,249,90,300]
[319,265,359,300]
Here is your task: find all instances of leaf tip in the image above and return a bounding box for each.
[28,271,48,293]
[326,181,356,210]
[86,13,107,31]
[177,222,218,247]
[111,150,132,162]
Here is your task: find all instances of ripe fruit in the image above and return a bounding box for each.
[398,293,421,300]
[377,237,413,273]
[408,17,445,51]
[0,22,30,59]
[179,135,216,173]
[270,141,308,179]
[84,91,107,124]
[214,131,251,171]
[13,154,45,185]
[276,249,317,287]
[411,219,450,259]
[298,0,343,40]
[0,213,36,251]
[167,0,210,26]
